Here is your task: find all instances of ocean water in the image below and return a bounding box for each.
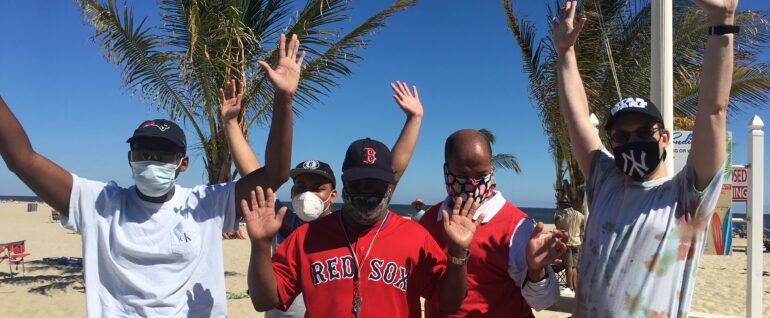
[5,195,767,227]
[330,203,557,223]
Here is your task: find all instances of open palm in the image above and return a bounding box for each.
[219,79,244,122]
[442,197,483,250]
[241,186,286,242]
[550,0,586,54]
[526,222,568,270]
[390,81,423,119]
[258,33,306,96]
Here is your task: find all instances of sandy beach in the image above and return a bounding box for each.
[1,201,768,317]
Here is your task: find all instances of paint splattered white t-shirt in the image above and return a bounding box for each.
[574,149,724,318]
[60,174,237,317]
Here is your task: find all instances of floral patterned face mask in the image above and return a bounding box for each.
[444,163,496,204]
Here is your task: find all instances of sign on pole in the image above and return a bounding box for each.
[732,165,748,201]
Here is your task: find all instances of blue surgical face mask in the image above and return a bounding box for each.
[130,160,180,197]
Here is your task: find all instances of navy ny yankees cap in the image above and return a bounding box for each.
[341,138,395,183]
[290,160,337,188]
[605,97,665,131]
[126,119,187,153]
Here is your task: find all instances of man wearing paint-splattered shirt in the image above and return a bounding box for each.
[552,0,737,316]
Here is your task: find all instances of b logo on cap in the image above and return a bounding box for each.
[362,148,376,165]
[303,160,320,170]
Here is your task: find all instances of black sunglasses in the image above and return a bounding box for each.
[129,150,183,163]
[609,126,662,144]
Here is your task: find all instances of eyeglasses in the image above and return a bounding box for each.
[609,126,662,144]
[129,150,183,163]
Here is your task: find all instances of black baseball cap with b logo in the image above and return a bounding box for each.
[341,138,395,183]
[604,97,665,131]
[126,119,187,153]
[290,160,337,189]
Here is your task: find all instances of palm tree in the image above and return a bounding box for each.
[479,128,523,174]
[503,0,770,211]
[77,0,416,184]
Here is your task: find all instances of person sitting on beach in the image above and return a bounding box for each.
[411,198,426,222]
[419,129,567,317]
[221,80,424,317]
[0,34,303,317]
[553,198,584,294]
[552,0,737,316]
[244,135,481,317]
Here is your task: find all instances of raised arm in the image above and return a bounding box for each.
[235,34,305,215]
[389,81,423,184]
[220,79,261,177]
[0,96,72,215]
[552,1,600,177]
[689,0,737,190]
[244,186,286,311]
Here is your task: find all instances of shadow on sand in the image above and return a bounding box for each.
[0,257,84,296]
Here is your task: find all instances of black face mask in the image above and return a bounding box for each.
[342,187,392,225]
[612,141,666,181]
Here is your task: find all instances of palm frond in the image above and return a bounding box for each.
[492,153,523,175]
[77,0,206,143]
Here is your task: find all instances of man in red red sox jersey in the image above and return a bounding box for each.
[243,138,483,318]
[420,130,569,318]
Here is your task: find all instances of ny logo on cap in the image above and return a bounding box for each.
[611,97,648,115]
[303,160,320,170]
[362,147,376,164]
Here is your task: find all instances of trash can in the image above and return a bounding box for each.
[27,203,38,212]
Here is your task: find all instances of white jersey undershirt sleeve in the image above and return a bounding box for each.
[507,218,560,311]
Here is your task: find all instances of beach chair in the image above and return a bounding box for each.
[2,241,30,276]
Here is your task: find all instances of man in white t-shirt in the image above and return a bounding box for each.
[0,33,305,317]
[552,0,737,316]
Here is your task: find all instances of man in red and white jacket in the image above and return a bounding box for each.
[420,129,567,318]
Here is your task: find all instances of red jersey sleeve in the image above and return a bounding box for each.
[415,232,447,299]
[271,229,302,311]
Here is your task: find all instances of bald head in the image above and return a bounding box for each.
[444,129,493,166]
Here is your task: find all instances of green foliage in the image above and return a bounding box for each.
[77,0,416,183]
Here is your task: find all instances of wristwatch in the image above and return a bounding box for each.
[447,248,470,265]
[708,25,740,36]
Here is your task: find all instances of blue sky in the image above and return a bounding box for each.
[0,0,768,210]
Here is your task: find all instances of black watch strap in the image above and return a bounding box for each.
[708,25,740,35]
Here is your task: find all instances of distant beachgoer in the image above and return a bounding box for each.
[553,0,737,316]
[554,198,584,293]
[411,198,426,221]
[419,129,567,317]
[0,34,303,317]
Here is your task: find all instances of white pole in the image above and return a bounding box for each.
[651,0,674,175]
[746,115,764,318]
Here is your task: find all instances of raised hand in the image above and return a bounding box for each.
[442,196,484,252]
[693,0,738,23]
[257,33,306,97]
[219,79,245,122]
[550,0,587,54]
[241,186,287,242]
[390,81,423,119]
[526,222,568,273]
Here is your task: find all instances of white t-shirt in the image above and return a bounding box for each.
[61,174,237,317]
[574,149,724,318]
